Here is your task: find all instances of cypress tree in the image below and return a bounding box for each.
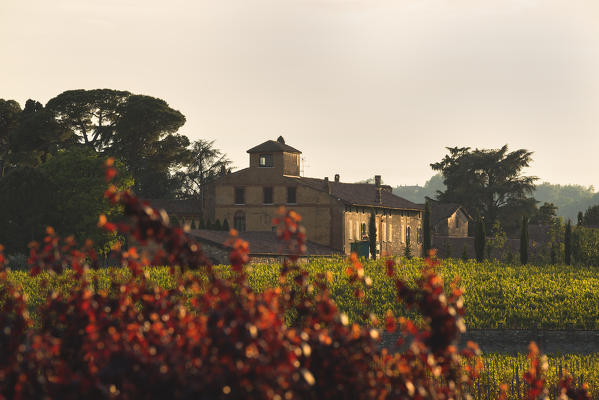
[404,234,412,259]
[577,211,584,227]
[171,216,180,227]
[565,219,572,265]
[214,219,222,231]
[222,218,230,231]
[474,213,485,262]
[190,219,197,230]
[368,209,377,260]
[199,216,205,229]
[520,215,529,265]
[422,201,432,257]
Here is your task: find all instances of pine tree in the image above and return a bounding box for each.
[422,201,432,257]
[199,216,205,229]
[474,213,485,262]
[577,211,584,226]
[190,219,197,229]
[214,219,222,231]
[565,219,572,265]
[222,218,230,231]
[368,209,377,260]
[520,215,529,265]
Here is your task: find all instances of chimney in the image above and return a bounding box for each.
[324,177,331,194]
[334,174,340,183]
[374,175,381,187]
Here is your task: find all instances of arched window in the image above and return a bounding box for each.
[361,223,367,239]
[406,226,411,244]
[234,211,246,232]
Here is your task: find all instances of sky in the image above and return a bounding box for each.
[1,0,598,189]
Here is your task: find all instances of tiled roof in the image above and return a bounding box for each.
[247,140,302,154]
[144,199,202,215]
[190,230,341,256]
[291,177,423,210]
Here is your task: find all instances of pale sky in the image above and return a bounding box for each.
[1,0,598,188]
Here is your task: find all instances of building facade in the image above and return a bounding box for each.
[203,137,423,257]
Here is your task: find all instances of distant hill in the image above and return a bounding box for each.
[391,174,598,221]
[392,174,445,204]
[533,182,599,222]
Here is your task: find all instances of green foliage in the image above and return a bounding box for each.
[520,216,529,265]
[190,219,197,229]
[8,100,75,169]
[431,145,537,234]
[214,219,222,231]
[486,220,506,260]
[422,201,431,257]
[530,202,558,225]
[176,139,232,200]
[368,209,376,259]
[45,89,130,151]
[404,235,412,259]
[572,226,599,266]
[578,211,584,226]
[8,258,599,330]
[565,220,572,265]
[222,218,230,231]
[0,99,22,177]
[474,213,485,262]
[583,204,599,227]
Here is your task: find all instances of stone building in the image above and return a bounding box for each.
[203,137,424,257]
[425,197,471,238]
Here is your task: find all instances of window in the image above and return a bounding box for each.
[348,220,353,241]
[287,187,297,204]
[381,220,386,242]
[234,187,245,205]
[418,228,423,244]
[406,226,411,244]
[388,222,393,242]
[456,217,460,228]
[263,187,273,204]
[234,211,246,232]
[361,223,367,239]
[259,154,273,167]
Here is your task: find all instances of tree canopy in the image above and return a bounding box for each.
[0,89,232,254]
[431,145,537,232]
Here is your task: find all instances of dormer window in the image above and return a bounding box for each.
[259,154,273,167]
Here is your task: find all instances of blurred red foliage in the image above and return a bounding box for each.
[0,160,591,399]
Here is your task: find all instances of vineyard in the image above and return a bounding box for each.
[6,257,599,330]
[475,353,599,399]
[0,161,596,398]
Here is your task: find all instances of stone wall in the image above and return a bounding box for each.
[381,329,599,355]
